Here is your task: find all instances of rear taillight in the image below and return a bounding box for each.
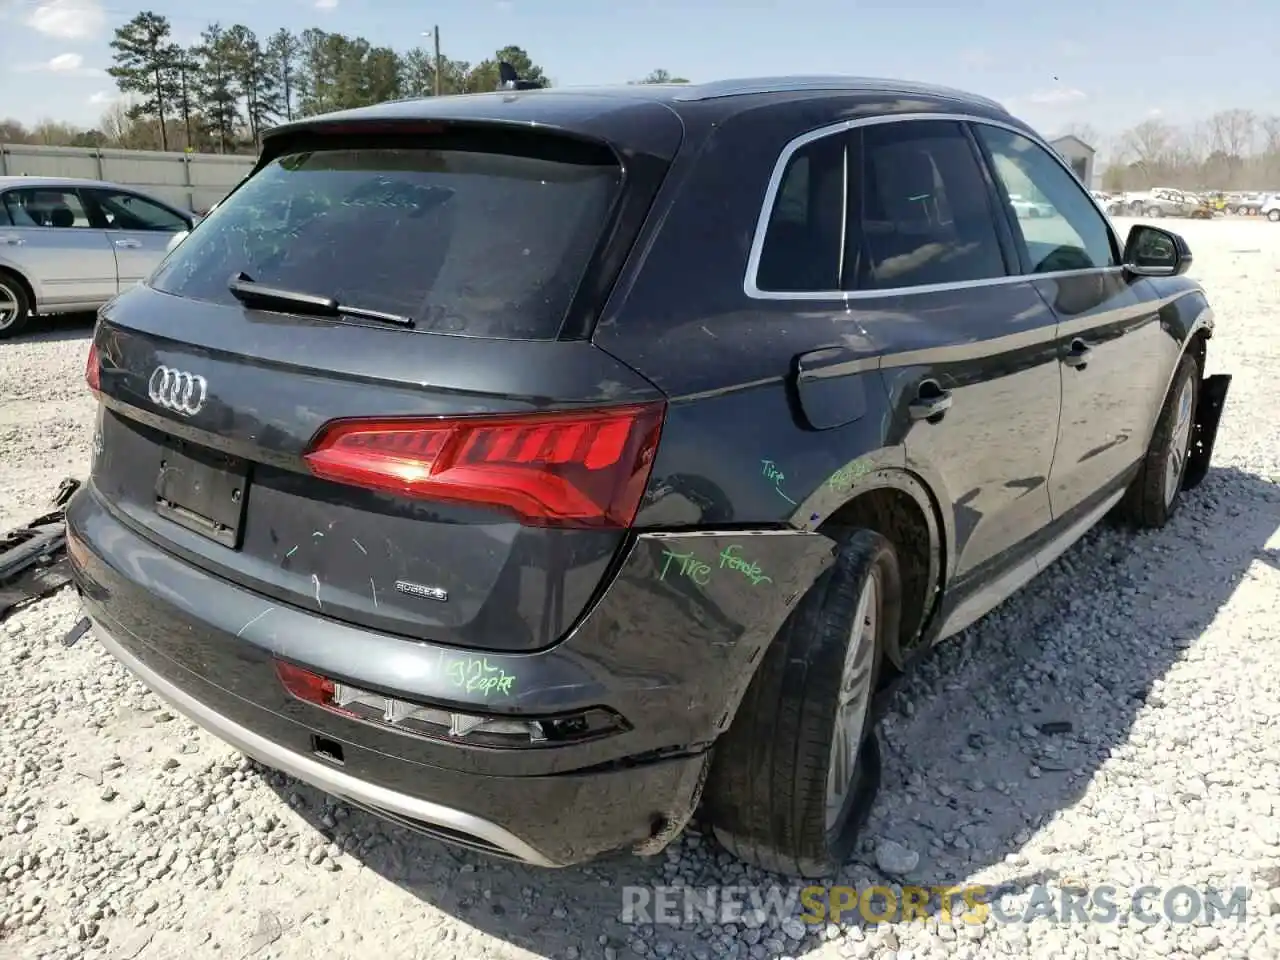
[302,401,665,529]
[275,660,337,708]
[85,342,100,394]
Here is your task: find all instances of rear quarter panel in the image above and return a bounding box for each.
[596,96,913,532]
[0,250,42,304]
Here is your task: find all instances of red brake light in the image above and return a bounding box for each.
[85,342,100,394]
[274,660,339,709]
[302,402,666,529]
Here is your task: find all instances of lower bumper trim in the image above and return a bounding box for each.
[90,617,559,867]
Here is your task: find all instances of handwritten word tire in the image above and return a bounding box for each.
[701,528,902,878]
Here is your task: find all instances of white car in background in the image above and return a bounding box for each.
[1261,194,1280,222]
[165,196,224,254]
[1008,193,1055,218]
[0,175,196,338]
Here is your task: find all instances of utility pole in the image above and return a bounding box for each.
[433,25,442,97]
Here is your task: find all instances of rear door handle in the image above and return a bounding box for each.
[1063,338,1092,369]
[0,236,23,246]
[113,239,142,249]
[908,382,953,422]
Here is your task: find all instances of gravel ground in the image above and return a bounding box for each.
[2,217,1279,960]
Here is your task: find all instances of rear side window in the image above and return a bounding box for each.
[2,188,93,228]
[752,120,1009,295]
[150,141,622,339]
[851,120,1008,292]
[755,135,847,293]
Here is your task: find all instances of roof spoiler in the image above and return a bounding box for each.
[498,61,545,91]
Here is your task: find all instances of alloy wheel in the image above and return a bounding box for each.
[0,283,19,332]
[824,575,878,830]
[1164,378,1195,507]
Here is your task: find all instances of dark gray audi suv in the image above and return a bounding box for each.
[67,76,1230,878]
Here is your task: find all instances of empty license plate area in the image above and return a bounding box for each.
[154,438,250,549]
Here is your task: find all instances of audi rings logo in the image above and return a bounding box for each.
[148,366,208,416]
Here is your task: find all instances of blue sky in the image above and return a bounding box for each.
[1,0,1276,153]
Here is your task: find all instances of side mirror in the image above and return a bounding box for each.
[1123,224,1192,278]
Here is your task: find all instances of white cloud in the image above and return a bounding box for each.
[1026,87,1087,106]
[47,52,83,72]
[88,90,119,105]
[24,0,106,40]
[11,52,101,75]
[314,0,338,8]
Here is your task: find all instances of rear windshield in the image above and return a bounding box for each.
[149,140,622,339]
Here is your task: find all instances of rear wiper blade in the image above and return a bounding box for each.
[227,273,415,328]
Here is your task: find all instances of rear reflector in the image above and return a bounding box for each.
[302,402,665,529]
[274,659,627,748]
[85,343,100,394]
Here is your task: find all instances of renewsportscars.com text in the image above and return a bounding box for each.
[621,883,1250,927]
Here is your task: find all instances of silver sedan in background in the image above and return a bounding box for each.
[0,176,196,339]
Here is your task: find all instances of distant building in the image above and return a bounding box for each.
[1049,135,1097,189]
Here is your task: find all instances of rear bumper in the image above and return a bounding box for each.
[67,481,836,866]
[92,618,555,864]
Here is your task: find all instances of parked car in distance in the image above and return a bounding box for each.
[1260,194,1280,222]
[1131,188,1200,218]
[1228,192,1266,216]
[1104,194,1130,215]
[70,76,1232,879]
[1008,193,1055,218]
[0,176,196,339]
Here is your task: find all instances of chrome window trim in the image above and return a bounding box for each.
[743,111,1125,302]
[836,138,849,289]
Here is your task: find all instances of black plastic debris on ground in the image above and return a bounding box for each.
[0,477,81,622]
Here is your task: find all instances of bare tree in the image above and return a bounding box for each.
[1262,116,1280,155]
[1122,119,1177,177]
[1207,109,1257,159]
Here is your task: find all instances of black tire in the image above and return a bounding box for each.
[1116,352,1200,529]
[702,528,901,878]
[0,270,31,340]
[1268,210,1280,223]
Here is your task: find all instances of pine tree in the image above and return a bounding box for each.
[266,29,301,122]
[193,23,240,153]
[107,11,180,151]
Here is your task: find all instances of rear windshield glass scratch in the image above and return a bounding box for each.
[150,146,621,340]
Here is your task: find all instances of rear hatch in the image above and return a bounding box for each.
[86,108,681,653]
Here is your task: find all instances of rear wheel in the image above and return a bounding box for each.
[1116,352,1200,529]
[702,528,901,878]
[0,271,31,340]
[1268,209,1280,222]
[1146,205,1164,218]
